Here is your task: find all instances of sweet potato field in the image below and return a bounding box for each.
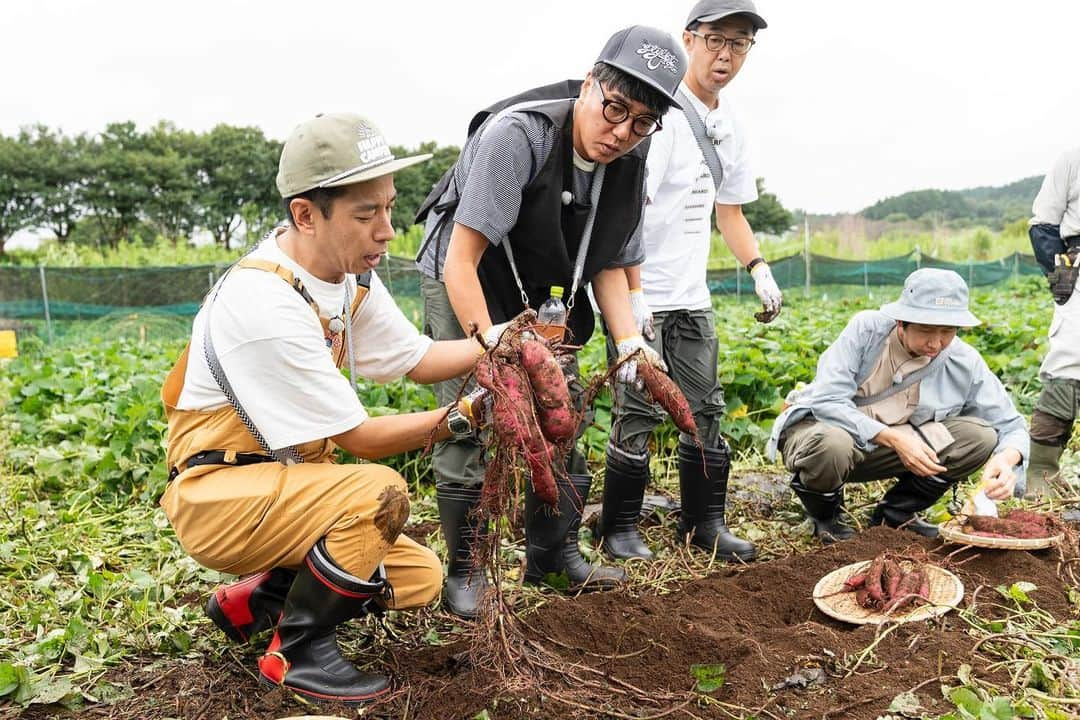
[1,278,1078,720]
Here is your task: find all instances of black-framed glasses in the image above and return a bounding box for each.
[593,80,662,138]
[689,30,756,55]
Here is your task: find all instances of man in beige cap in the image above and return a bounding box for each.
[160,113,500,703]
[767,269,1029,543]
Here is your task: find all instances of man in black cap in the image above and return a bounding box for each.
[415,25,687,619]
[596,0,775,563]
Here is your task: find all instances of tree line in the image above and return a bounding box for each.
[0,122,792,258]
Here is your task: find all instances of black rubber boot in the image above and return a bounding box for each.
[790,474,855,545]
[525,473,627,590]
[676,441,757,561]
[205,567,296,642]
[257,540,391,703]
[436,484,489,619]
[869,474,952,538]
[596,446,654,560]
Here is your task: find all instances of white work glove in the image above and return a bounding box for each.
[628,289,656,341]
[751,262,783,323]
[614,334,667,387]
[481,320,512,349]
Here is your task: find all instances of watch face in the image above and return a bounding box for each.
[448,410,472,436]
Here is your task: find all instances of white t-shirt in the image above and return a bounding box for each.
[177,228,433,450]
[640,83,758,312]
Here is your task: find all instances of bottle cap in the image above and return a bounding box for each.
[550,286,564,299]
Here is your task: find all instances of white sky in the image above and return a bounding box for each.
[2,0,1077,214]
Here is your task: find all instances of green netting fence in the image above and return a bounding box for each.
[0,251,1044,330]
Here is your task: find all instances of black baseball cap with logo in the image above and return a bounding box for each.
[685,0,768,30]
[596,25,688,110]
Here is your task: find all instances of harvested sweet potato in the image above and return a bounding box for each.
[843,573,866,591]
[478,358,559,505]
[884,569,926,613]
[864,555,886,607]
[883,559,903,600]
[966,515,1052,539]
[520,339,576,443]
[637,361,698,438]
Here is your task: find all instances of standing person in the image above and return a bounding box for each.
[596,0,779,562]
[1027,147,1080,497]
[161,114,497,703]
[768,269,1028,543]
[415,25,687,618]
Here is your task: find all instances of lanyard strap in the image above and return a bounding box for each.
[502,162,606,311]
[676,88,724,192]
[853,344,953,408]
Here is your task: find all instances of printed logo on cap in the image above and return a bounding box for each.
[356,123,392,167]
[636,41,681,74]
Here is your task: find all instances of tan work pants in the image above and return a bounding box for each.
[160,461,440,610]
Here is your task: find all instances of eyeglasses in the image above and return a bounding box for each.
[688,30,756,55]
[593,80,662,138]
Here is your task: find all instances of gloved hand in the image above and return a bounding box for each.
[751,263,783,323]
[460,387,492,428]
[614,334,666,387]
[628,289,656,341]
[481,320,512,349]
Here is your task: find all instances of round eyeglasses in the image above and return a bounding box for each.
[689,30,755,55]
[593,80,663,138]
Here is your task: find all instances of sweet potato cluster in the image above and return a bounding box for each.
[475,313,577,507]
[963,509,1060,539]
[842,552,932,614]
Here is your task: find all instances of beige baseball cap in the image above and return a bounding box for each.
[276,113,431,198]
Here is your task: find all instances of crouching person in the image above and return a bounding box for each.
[160,114,493,703]
[767,269,1029,544]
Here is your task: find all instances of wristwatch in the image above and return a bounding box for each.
[446,405,474,439]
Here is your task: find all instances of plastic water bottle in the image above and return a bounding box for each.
[536,286,567,341]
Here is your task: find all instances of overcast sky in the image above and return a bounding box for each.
[3,0,1077,215]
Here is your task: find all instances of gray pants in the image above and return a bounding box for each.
[779,416,997,493]
[1030,376,1080,447]
[421,275,586,489]
[606,309,725,454]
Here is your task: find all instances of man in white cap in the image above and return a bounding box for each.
[414,25,687,619]
[767,268,1029,543]
[160,114,499,702]
[597,0,778,563]
[1027,147,1080,496]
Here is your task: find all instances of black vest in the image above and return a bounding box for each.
[416,82,648,345]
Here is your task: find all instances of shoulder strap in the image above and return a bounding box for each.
[236,258,320,315]
[675,88,724,192]
[202,266,304,466]
[853,344,954,408]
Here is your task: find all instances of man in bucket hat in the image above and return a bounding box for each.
[414,25,686,618]
[767,268,1029,543]
[161,114,500,703]
[597,0,775,564]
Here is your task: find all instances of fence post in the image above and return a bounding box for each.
[208,269,215,291]
[863,262,869,296]
[735,263,741,300]
[1013,252,1019,278]
[803,217,811,297]
[39,265,54,343]
[968,257,974,287]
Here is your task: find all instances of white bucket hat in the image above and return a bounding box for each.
[879,268,981,327]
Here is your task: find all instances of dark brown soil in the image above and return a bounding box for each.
[12,526,1076,720]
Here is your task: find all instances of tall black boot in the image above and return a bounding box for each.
[869,474,951,538]
[258,540,391,703]
[525,473,627,590]
[436,484,489,619]
[676,441,757,561]
[790,474,855,545]
[205,567,296,642]
[596,446,654,560]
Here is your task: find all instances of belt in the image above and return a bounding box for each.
[168,450,274,481]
